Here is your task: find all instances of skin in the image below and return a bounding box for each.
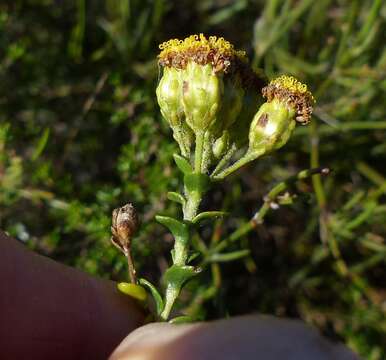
[0,230,144,360]
[0,231,360,359]
[109,317,360,360]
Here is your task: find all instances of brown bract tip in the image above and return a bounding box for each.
[262,75,315,124]
[158,34,247,74]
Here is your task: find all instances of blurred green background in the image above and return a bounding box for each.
[1,0,385,358]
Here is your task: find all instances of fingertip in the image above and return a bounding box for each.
[109,322,201,360]
[109,316,360,360]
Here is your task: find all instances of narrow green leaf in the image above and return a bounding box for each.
[173,154,192,174]
[167,191,186,205]
[156,215,189,244]
[188,251,200,263]
[117,282,147,301]
[163,264,200,289]
[208,249,250,263]
[192,211,228,224]
[32,128,50,160]
[139,278,164,315]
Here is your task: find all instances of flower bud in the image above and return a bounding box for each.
[247,75,314,155]
[181,62,222,133]
[248,101,296,153]
[212,130,230,159]
[156,67,182,125]
[217,77,244,132]
[156,67,193,157]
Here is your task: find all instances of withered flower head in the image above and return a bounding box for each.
[158,33,247,74]
[262,75,315,124]
[111,203,139,254]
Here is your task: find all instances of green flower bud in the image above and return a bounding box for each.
[228,91,262,149]
[247,75,314,155]
[156,67,182,127]
[212,130,230,159]
[156,67,193,157]
[203,78,244,170]
[181,62,222,134]
[211,76,314,180]
[217,77,244,132]
[248,100,296,154]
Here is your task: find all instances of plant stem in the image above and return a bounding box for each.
[124,247,137,284]
[162,170,205,320]
[212,150,262,180]
[161,191,201,320]
[183,188,202,221]
[211,143,237,177]
[194,130,205,173]
[160,284,180,320]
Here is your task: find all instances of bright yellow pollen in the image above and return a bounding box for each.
[272,75,314,100]
[159,33,246,61]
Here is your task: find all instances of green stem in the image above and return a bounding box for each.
[211,143,237,177]
[173,129,190,158]
[160,284,179,321]
[310,122,327,208]
[212,149,262,180]
[194,131,205,173]
[183,189,202,221]
[162,175,205,320]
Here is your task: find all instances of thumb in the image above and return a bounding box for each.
[109,315,359,360]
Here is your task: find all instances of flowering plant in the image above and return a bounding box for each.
[113,34,319,322]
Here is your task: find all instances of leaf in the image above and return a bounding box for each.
[173,154,192,174]
[32,128,50,160]
[169,315,195,324]
[188,251,200,263]
[184,173,211,193]
[163,264,200,290]
[156,215,189,245]
[192,211,228,224]
[208,249,250,263]
[117,282,147,301]
[167,191,186,205]
[139,278,164,315]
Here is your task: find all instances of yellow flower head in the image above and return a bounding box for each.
[158,34,247,74]
[262,75,315,124]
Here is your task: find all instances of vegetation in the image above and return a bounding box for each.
[0,1,385,358]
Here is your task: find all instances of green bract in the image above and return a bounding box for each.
[182,62,221,134]
[156,67,193,157]
[247,99,296,155]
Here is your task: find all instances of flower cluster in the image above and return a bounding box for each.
[156,34,314,178]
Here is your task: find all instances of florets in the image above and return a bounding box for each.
[158,34,247,74]
[262,75,315,124]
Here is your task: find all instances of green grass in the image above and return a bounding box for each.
[1,0,385,358]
